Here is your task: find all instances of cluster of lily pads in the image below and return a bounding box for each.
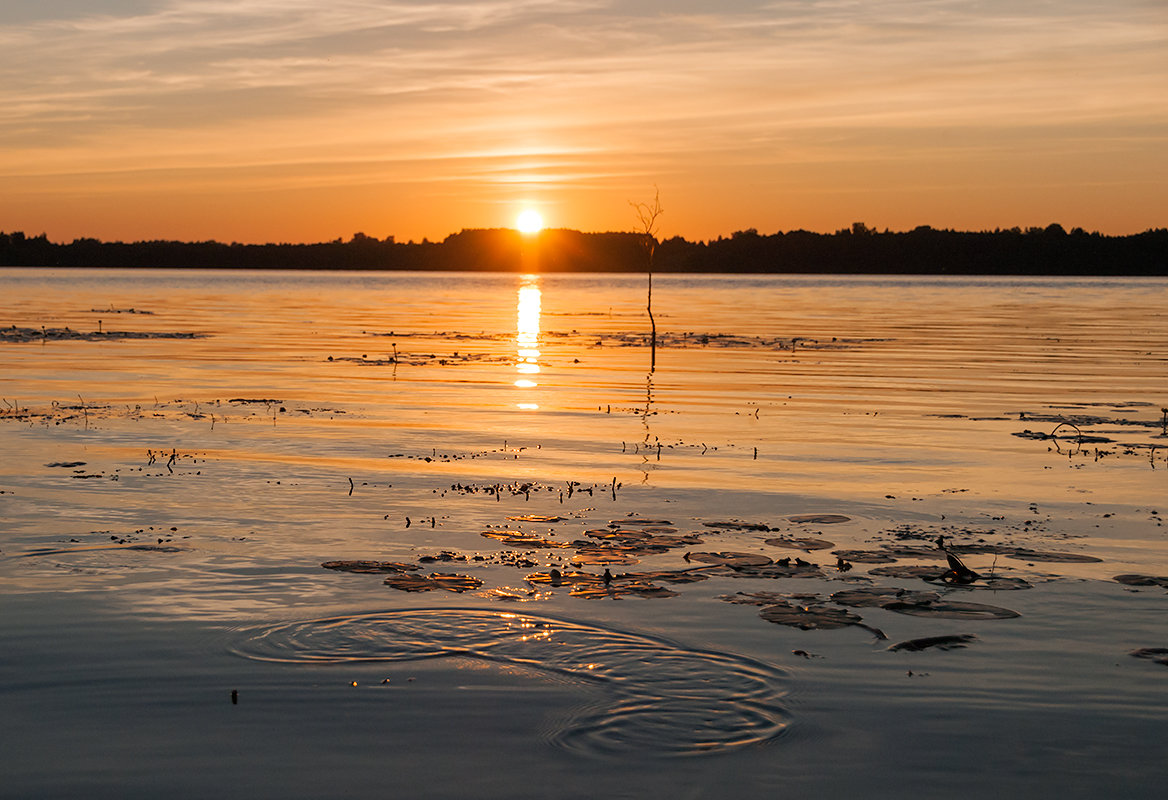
[318,512,1053,609]
[316,510,1168,664]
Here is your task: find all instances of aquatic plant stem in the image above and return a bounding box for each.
[630,187,663,373]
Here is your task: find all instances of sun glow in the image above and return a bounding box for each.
[516,209,543,234]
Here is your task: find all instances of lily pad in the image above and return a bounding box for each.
[479,586,545,602]
[525,569,603,586]
[702,521,771,531]
[788,514,851,524]
[1129,647,1168,666]
[384,573,483,593]
[480,530,571,548]
[759,603,865,630]
[869,565,946,580]
[830,587,940,608]
[570,581,678,599]
[571,550,641,566]
[617,568,711,584]
[718,591,798,606]
[683,551,773,568]
[880,599,1020,620]
[880,545,943,558]
[831,549,898,564]
[506,514,564,523]
[765,537,835,551]
[1004,548,1101,564]
[640,533,704,547]
[1114,574,1168,588]
[729,562,826,579]
[322,560,419,574]
[961,577,1033,591]
[585,528,651,540]
[888,634,977,652]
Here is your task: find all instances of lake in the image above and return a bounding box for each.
[2,268,1167,798]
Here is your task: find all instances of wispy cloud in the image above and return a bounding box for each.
[1,0,1164,237]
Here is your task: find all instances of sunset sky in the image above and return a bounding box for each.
[2,0,1164,243]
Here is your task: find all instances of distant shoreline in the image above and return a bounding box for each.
[3,225,1166,275]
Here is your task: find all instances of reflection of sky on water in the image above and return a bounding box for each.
[515,275,540,408]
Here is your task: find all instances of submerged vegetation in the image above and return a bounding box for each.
[2,225,1165,274]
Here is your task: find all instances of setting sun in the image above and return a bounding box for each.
[516,209,544,234]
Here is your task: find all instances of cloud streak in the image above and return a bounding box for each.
[1,0,1164,239]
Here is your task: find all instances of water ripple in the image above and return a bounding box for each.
[230,608,788,757]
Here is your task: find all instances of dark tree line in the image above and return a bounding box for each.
[2,224,1165,275]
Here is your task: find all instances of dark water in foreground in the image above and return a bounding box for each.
[1,269,1167,797]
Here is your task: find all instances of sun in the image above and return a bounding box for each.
[516,209,544,234]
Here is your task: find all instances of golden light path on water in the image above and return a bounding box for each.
[515,274,541,409]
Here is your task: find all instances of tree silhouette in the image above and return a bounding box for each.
[630,188,664,372]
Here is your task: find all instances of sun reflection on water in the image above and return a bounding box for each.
[514,275,541,408]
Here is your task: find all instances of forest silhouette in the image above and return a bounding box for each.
[2,224,1165,275]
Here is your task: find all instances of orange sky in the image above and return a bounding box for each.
[1,1,1165,243]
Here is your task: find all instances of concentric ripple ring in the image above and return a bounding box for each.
[230,608,789,756]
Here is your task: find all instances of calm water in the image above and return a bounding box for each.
[2,269,1167,797]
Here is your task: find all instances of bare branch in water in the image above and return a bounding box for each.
[630,187,663,372]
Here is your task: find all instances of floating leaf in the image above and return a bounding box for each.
[831,549,897,564]
[788,514,851,524]
[322,560,419,574]
[881,545,945,558]
[880,599,1020,620]
[571,550,641,566]
[965,577,1033,591]
[1114,574,1168,588]
[765,537,835,551]
[759,603,864,630]
[610,518,673,526]
[869,565,946,580]
[525,569,602,586]
[684,551,773,568]
[949,544,1102,563]
[571,581,678,599]
[478,586,545,602]
[507,514,564,523]
[888,634,977,652]
[702,521,771,531]
[22,543,185,557]
[1002,548,1101,564]
[641,534,703,547]
[720,591,785,606]
[830,587,940,608]
[585,528,649,540]
[729,562,826,579]
[719,591,821,607]
[1129,648,1168,666]
[866,564,1030,590]
[617,568,711,584]
[418,550,467,563]
[384,573,483,593]
[480,530,571,548]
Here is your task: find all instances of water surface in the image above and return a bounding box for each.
[2,269,1167,797]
